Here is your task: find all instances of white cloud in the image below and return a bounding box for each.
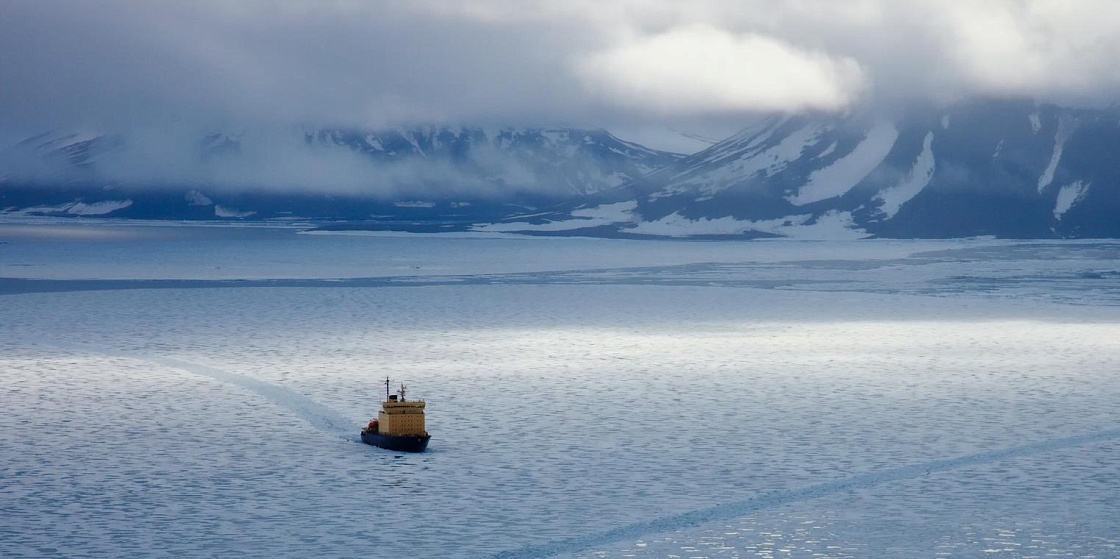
[576,25,867,114]
[427,0,1120,110]
[927,1,1120,100]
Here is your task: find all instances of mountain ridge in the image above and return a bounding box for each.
[3,99,1120,239]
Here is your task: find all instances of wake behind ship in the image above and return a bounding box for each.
[361,378,430,453]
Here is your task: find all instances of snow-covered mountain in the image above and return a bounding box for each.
[304,126,677,196]
[491,99,1120,239]
[0,126,682,222]
[614,99,1120,238]
[4,99,1120,239]
[0,130,123,175]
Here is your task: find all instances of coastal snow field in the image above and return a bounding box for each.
[1,223,1119,558]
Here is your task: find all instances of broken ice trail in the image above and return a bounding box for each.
[490,425,1120,559]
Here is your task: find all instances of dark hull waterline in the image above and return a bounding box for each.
[361,429,431,453]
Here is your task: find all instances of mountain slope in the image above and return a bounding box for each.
[306,126,676,196]
[614,99,1120,238]
[4,100,1120,239]
[0,126,682,221]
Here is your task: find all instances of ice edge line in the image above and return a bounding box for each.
[489,426,1120,559]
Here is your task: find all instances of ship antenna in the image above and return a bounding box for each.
[385,377,390,402]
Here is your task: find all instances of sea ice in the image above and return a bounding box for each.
[1,226,1118,558]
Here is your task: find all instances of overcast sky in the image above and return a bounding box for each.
[4,0,1120,149]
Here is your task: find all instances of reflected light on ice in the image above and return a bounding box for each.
[1,233,1118,558]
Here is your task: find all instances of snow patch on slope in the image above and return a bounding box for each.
[630,210,868,240]
[875,132,935,219]
[1038,115,1076,193]
[787,121,898,206]
[1053,181,1090,220]
[474,201,637,233]
[27,130,102,152]
[816,141,838,159]
[10,200,133,216]
[678,122,828,197]
[67,200,133,215]
[363,134,384,151]
[715,116,792,156]
[185,190,213,206]
[214,205,256,218]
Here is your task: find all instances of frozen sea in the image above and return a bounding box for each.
[2,220,1119,559]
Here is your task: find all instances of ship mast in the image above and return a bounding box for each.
[385,377,391,402]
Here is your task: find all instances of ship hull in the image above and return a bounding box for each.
[361,429,430,453]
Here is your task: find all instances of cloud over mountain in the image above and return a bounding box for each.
[576,24,867,114]
[4,0,1120,147]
